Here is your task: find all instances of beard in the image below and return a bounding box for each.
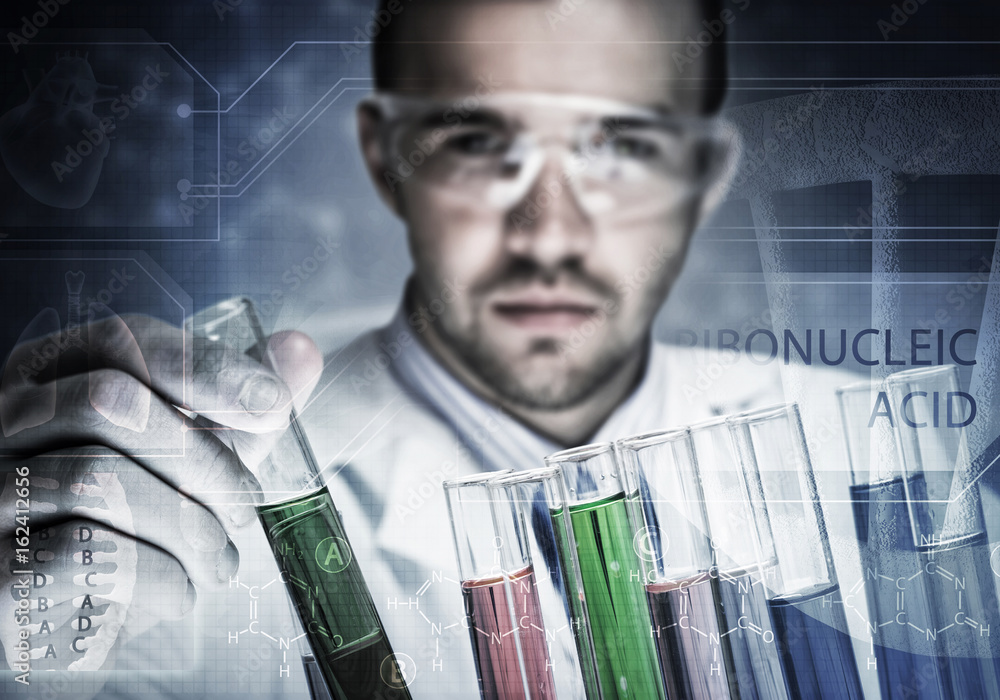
[435,312,639,410]
[407,252,660,410]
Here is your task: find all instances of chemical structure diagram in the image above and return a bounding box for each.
[388,570,459,676]
[224,568,448,687]
[220,536,1000,689]
[397,563,778,686]
[391,566,584,678]
[840,535,997,673]
[630,525,779,678]
[645,566,778,673]
[224,557,419,691]
[225,572,306,683]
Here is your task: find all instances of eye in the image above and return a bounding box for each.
[445,130,509,156]
[606,135,662,161]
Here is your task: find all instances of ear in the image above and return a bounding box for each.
[356,99,402,216]
[696,118,743,226]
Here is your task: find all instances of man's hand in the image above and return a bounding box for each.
[0,312,322,675]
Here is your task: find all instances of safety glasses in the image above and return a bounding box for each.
[365,91,735,225]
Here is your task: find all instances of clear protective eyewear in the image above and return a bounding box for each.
[366,91,735,225]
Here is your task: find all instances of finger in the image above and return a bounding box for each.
[266,331,323,411]
[2,313,295,433]
[1,371,263,529]
[0,306,60,436]
[87,308,151,433]
[4,450,239,590]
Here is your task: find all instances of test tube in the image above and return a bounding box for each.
[688,417,787,700]
[186,298,412,700]
[836,379,945,698]
[617,427,742,699]
[886,365,1000,697]
[728,403,863,700]
[490,467,605,699]
[545,443,666,700]
[444,470,548,700]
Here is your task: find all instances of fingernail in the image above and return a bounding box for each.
[239,374,280,414]
[217,539,240,583]
[181,579,197,615]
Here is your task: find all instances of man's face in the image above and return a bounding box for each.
[375,0,722,410]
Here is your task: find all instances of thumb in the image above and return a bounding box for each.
[220,331,321,471]
[265,331,323,412]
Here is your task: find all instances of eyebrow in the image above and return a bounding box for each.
[598,115,668,133]
[409,103,675,133]
[417,108,509,130]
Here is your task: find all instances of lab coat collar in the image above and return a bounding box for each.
[382,302,674,471]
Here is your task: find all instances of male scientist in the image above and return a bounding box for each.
[0,0,844,697]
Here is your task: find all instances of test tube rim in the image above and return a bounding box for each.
[687,414,729,432]
[725,401,798,427]
[489,465,562,487]
[184,296,253,337]
[615,426,691,453]
[544,441,615,465]
[441,469,514,490]
[835,378,879,397]
[836,378,898,487]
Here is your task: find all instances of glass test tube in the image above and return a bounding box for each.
[886,365,1000,698]
[444,470,548,700]
[491,467,605,699]
[617,427,745,699]
[187,298,412,700]
[728,403,863,700]
[545,443,666,700]
[837,378,946,699]
[688,417,787,700]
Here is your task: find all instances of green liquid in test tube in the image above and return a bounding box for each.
[546,445,665,700]
[188,298,413,700]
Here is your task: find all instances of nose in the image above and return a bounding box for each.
[504,149,595,269]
